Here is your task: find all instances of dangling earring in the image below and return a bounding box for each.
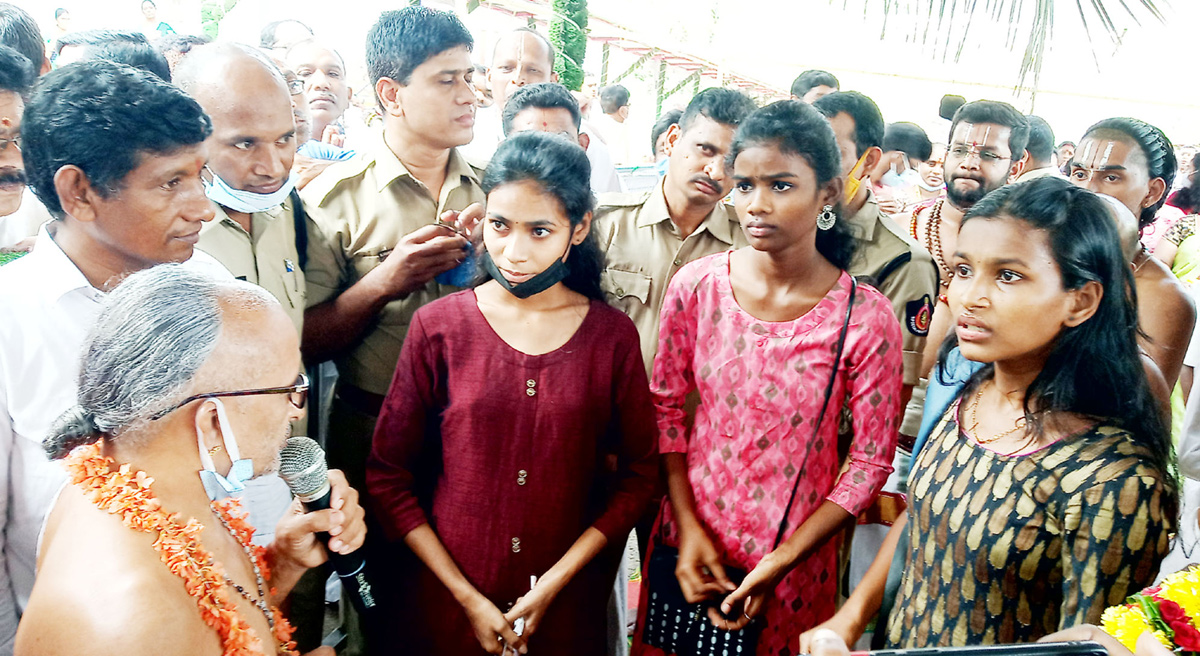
[817,205,836,231]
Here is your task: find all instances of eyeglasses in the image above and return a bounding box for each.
[149,373,309,421]
[286,78,305,96]
[0,136,20,152]
[948,144,1010,164]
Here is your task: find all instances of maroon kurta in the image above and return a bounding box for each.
[366,290,659,653]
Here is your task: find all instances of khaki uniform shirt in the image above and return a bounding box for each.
[301,132,485,395]
[845,190,938,435]
[594,179,747,374]
[197,200,307,334]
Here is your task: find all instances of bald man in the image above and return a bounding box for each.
[464,28,557,162]
[175,44,308,335]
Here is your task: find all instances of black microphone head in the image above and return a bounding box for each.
[279,436,330,501]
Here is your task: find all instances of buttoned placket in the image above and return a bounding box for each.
[511,373,538,554]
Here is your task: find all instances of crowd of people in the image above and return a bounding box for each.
[0,2,1198,656]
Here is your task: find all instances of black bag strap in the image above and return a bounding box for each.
[289,188,308,272]
[771,275,857,550]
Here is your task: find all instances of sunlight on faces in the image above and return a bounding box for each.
[509,106,582,145]
[78,145,215,267]
[483,179,586,285]
[919,142,946,188]
[0,90,26,216]
[488,32,555,109]
[193,299,303,477]
[665,114,738,206]
[270,56,312,144]
[381,46,477,150]
[949,217,1095,366]
[732,143,839,254]
[1068,135,1160,221]
[199,64,296,194]
[287,42,351,133]
[944,122,1016,208]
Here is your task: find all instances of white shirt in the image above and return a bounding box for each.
[0,189,51,250]
[0,225,230,653]
[1178,319,1200,479]
[582,123,624,194]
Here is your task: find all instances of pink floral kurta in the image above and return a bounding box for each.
[633,252,902,656]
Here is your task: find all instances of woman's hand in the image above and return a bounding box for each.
[708,549,789,631]
[502,579,563,651]
[462,592,524,655]
[798,609,868,655]
[675,522,736,604]
[803,628,852,656]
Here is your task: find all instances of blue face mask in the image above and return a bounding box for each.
[197,398,255,501]
[204,169,296,214]
[881,167,923,189]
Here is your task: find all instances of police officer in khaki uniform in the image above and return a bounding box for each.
[815,91,937,442]
[300,8,484,493]
[594,88,758,374]
[176,44,309,335]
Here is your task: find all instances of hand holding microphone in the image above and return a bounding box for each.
[279,437,376,614]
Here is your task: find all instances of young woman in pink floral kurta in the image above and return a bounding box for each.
[632,100,902,656]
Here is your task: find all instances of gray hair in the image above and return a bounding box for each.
[46,264,276,459]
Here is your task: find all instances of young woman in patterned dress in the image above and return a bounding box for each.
[805,177,1178,650]
[632,100,903,656]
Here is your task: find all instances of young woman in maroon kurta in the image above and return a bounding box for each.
[366,132,658,654]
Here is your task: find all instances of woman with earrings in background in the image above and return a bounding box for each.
[632,100,902,656]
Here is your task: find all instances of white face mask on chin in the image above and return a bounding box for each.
[204,169,296,214]
[197,397,255,502]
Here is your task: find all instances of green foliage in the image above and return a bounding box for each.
[549,0,587,91]
[199,0,238,40]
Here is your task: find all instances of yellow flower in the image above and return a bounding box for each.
[1159,567,1200,619]
[1102,605,1154,652]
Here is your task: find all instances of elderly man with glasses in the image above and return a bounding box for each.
[0,59,236,654]
[16,265,365,656]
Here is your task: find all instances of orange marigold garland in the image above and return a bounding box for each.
[64,442,298,656]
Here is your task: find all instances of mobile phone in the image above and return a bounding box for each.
[865,641,1108,656]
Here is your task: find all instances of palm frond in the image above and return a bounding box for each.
[851,0,1165,92]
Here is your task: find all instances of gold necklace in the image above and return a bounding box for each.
[1132,246,1150,274]
[966,385,1028,445]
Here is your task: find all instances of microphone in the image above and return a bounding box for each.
[279,437,377,614]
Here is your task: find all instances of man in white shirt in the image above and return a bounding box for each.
[0,45,49,252]
[594,84,635,165]
[462,27,557,163]
[0,60,223,653]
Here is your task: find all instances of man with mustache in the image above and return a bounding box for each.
[908,100,1029,378]
[175,43,308,336]
[286,39,353,151]
[594,87,756,374]
[0,59,227,654]
[300,7,484,495]
[0,46,50,253]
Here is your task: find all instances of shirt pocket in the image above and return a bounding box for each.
[280,262,306,309]
[602,268,651,305]
[348,248,387,286]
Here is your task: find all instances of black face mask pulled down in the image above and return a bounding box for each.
[482,249,570,299]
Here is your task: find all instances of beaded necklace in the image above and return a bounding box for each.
[922,199,955,301]
[63,442,298,656]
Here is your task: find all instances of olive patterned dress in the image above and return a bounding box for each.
[885,399,1174,647]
